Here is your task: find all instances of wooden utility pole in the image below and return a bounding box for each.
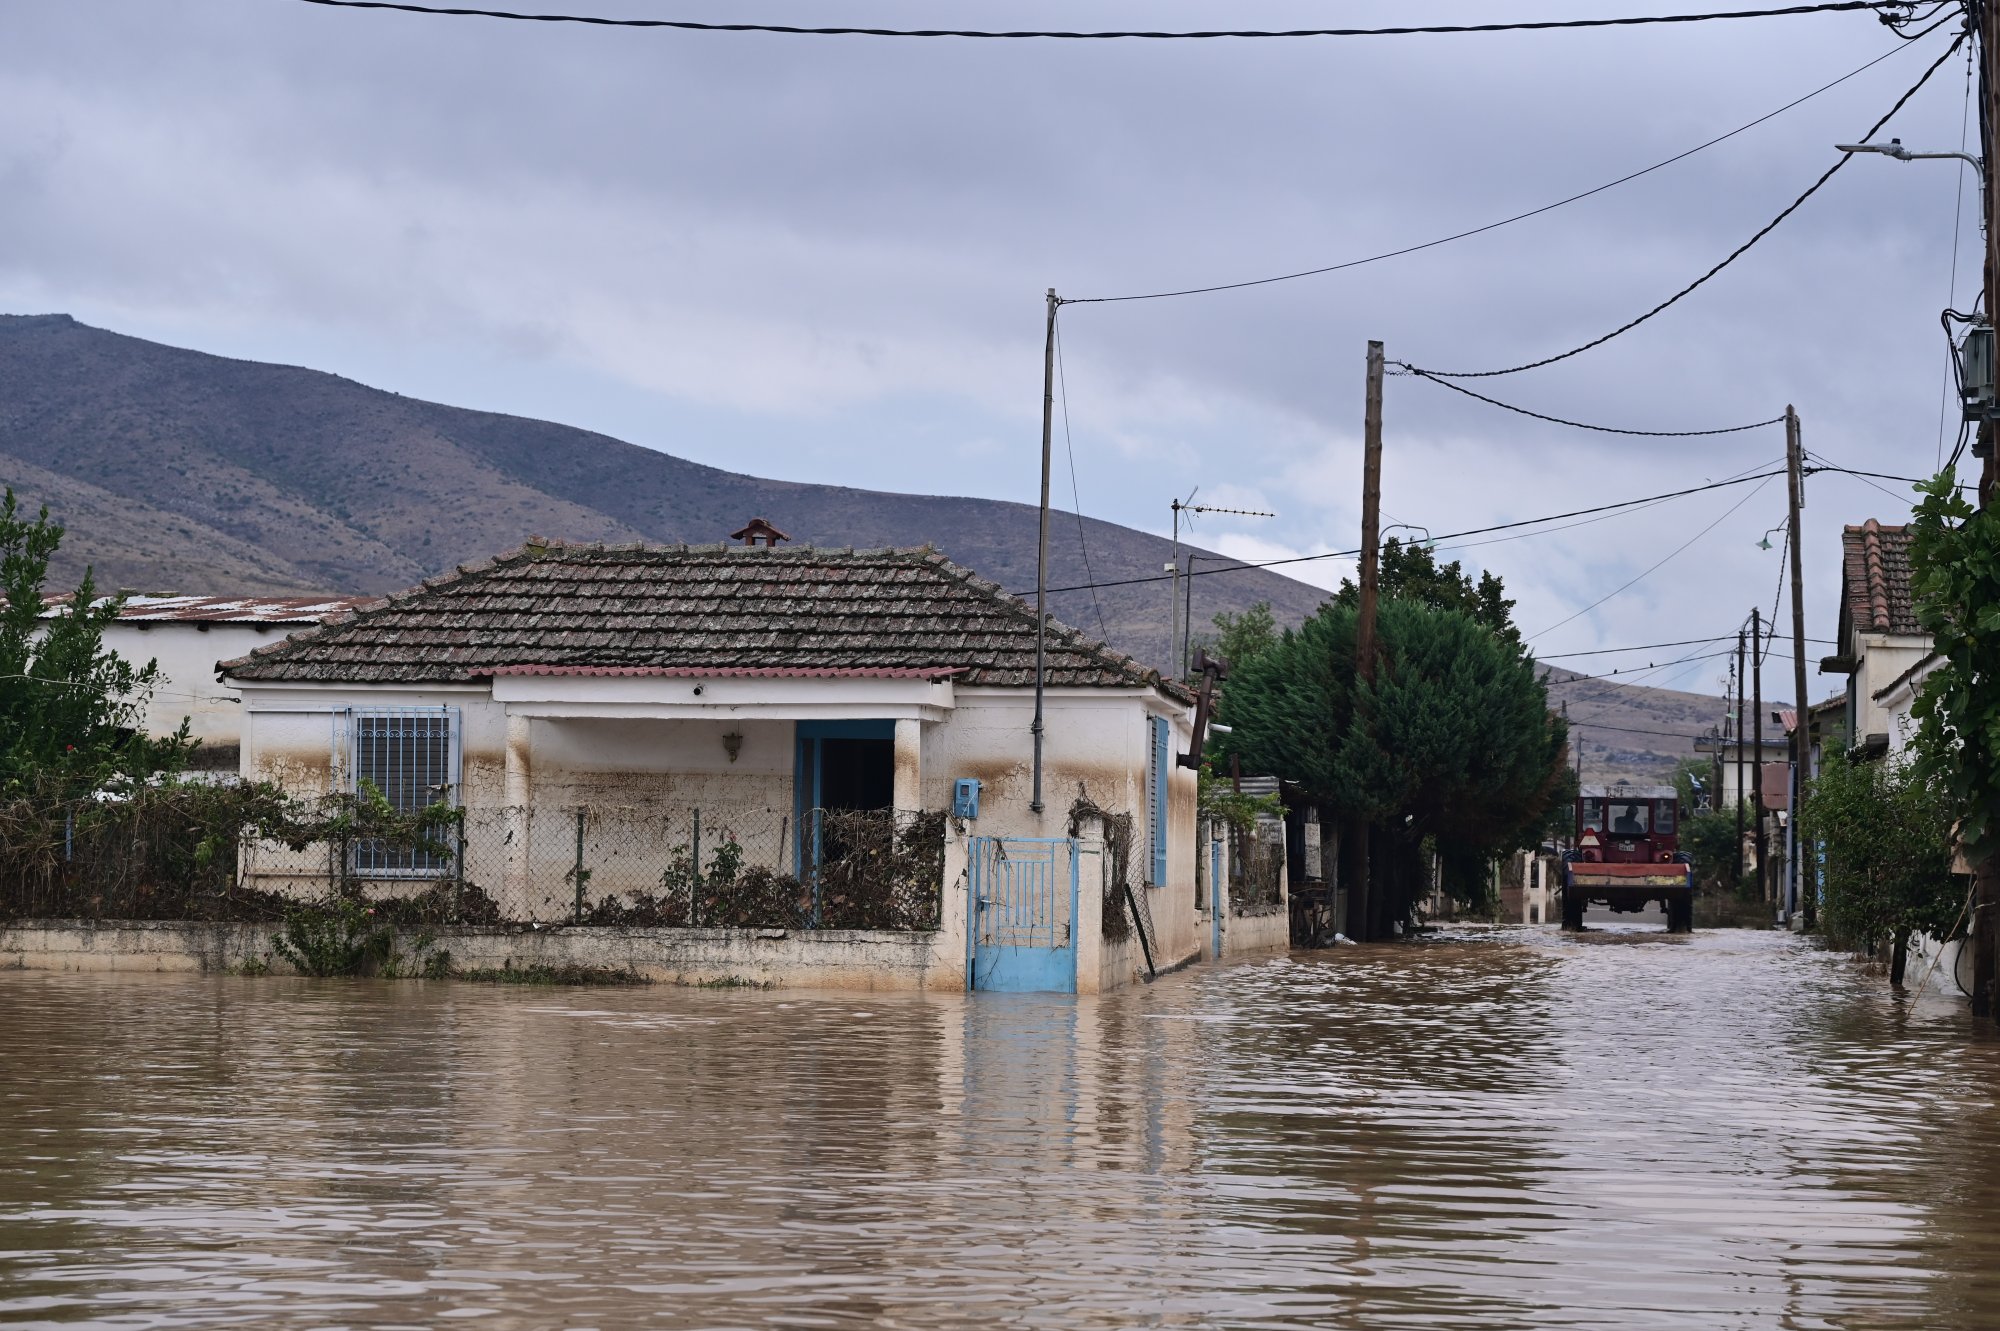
[1735,629,1746,886]
[1785,406,1816,928]
[1347,340,1385,942]
[1752,606,1766,904]
[1031,288,1057,814]
[1974,0,1999,1016]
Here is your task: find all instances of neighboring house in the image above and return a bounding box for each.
[1819,520,1932,757]
[1706,735,1791,813]
[218,536,1221,991]
[45,594,366,768]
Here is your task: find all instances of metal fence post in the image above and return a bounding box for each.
[573,807,587,923]
[692,808,702,926]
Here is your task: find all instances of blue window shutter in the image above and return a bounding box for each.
[1150,716,1170,886]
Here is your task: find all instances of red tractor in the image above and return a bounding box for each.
[1561,782,1694,933]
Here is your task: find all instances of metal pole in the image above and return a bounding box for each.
[1753,606,1766,904]
[1735,629,1746,888]
[1032,288,1058,815]
[573,807,586,924]
[1348,339,1385,942]
[1785,406,1816,927]
[1182,551,1195,678]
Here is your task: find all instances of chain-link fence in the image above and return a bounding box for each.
[3,785,948,933]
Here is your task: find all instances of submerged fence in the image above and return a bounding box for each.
[0,784,948,932]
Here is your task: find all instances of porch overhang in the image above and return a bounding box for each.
[488,667,958,722]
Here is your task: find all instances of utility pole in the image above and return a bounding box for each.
[1348,340,1385,942]
[1753,606,1766,905]
[1974,0,1999,1015]
[1735,629,1746,887]
[1785,406,1816,929]
[1031,288,1058,815]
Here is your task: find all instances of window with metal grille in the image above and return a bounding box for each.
[1148,714,1170,887]
[352,710,458,873]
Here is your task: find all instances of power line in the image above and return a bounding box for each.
[1051,311,1109,644]
[1064,31,1927,305]
[289,0,1915,40]
[1397,364,1786,435]
[1413,27,1967,378]
[1567,719,1721,740]
[1540,634,1835,659]
[1527,477,1780,639]
[1027,467,1786,596]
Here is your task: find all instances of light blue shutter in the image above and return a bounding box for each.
[1149,715,1170,886]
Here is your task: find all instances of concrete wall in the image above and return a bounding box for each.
[940,688,1202,979]
[1847,631,1931,749]
[0,919,963,991]
[103,621,293,756]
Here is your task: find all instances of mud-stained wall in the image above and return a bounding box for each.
[932,689,1201,989]
[0,920,961,991]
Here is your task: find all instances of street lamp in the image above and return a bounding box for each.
[1834,137,1984,176]
[1842,138,1996,439]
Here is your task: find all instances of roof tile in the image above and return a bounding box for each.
[221,541,1191,701]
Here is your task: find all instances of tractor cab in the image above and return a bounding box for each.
[1575,782,1681,864]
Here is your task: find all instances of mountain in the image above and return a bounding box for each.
[1542,667,1721,786]
[0,313,1715,779]
[0,313,1330,668]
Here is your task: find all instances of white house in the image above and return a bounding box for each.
[1819,519,1932,757]
[218,536,1252,991]
[49,594,365,768]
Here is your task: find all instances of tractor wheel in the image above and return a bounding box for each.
[1667,896,1694,934]
[1561,887,1585,932]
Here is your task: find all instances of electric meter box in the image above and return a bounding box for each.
[952,771,984,815]
[1961,326,1995,421]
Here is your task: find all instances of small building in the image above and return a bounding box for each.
[218,538,1252,991]
[46,594,365,769]
[1819,519,1931,757]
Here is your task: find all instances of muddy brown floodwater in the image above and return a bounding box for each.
[4,926,2000,1329]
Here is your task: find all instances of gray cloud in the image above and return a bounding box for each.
[0,0,1976,694]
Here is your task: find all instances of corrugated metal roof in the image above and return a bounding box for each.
[490,664,963,680]
[43,595,368,624]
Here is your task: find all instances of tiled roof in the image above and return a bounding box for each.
[221,540,1193,701]
[43,594,368,624]
[1840,520,1920,637]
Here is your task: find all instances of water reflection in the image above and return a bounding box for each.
[2,926,1997,1328]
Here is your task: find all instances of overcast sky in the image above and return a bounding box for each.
[2,0,1980,706]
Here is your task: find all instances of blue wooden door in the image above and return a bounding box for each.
[968,837,1079,993]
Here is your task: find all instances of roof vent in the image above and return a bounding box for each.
[730,517,790,547]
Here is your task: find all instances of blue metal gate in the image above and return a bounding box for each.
[1210,835,1225,958]
[968,837,1079,993]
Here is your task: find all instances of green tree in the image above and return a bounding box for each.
[1206,600,1278,670]
[1909,472,2000,861]
[1680,807,1744,895]
[0,490,186,792]
[1335,538,1520,649]
[1800,748,1963,984]
[1219,597,1566,919]
[1670,755,1714,813]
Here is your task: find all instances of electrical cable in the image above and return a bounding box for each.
[1023,467,1786,596]
[288,0,1918,40]
[1397,364,1785,435]
[1566,718,1730,740]
[1541,634,1835,659]
[1064,30,1931,305]
[1527,478,1780,639]
[1051,310,1111,645]
[1412,27,1967,378]
[1936,41,1974,468]
[1434,456,1785,555]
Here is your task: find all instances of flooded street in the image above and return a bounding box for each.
[4,927,1999,1329]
